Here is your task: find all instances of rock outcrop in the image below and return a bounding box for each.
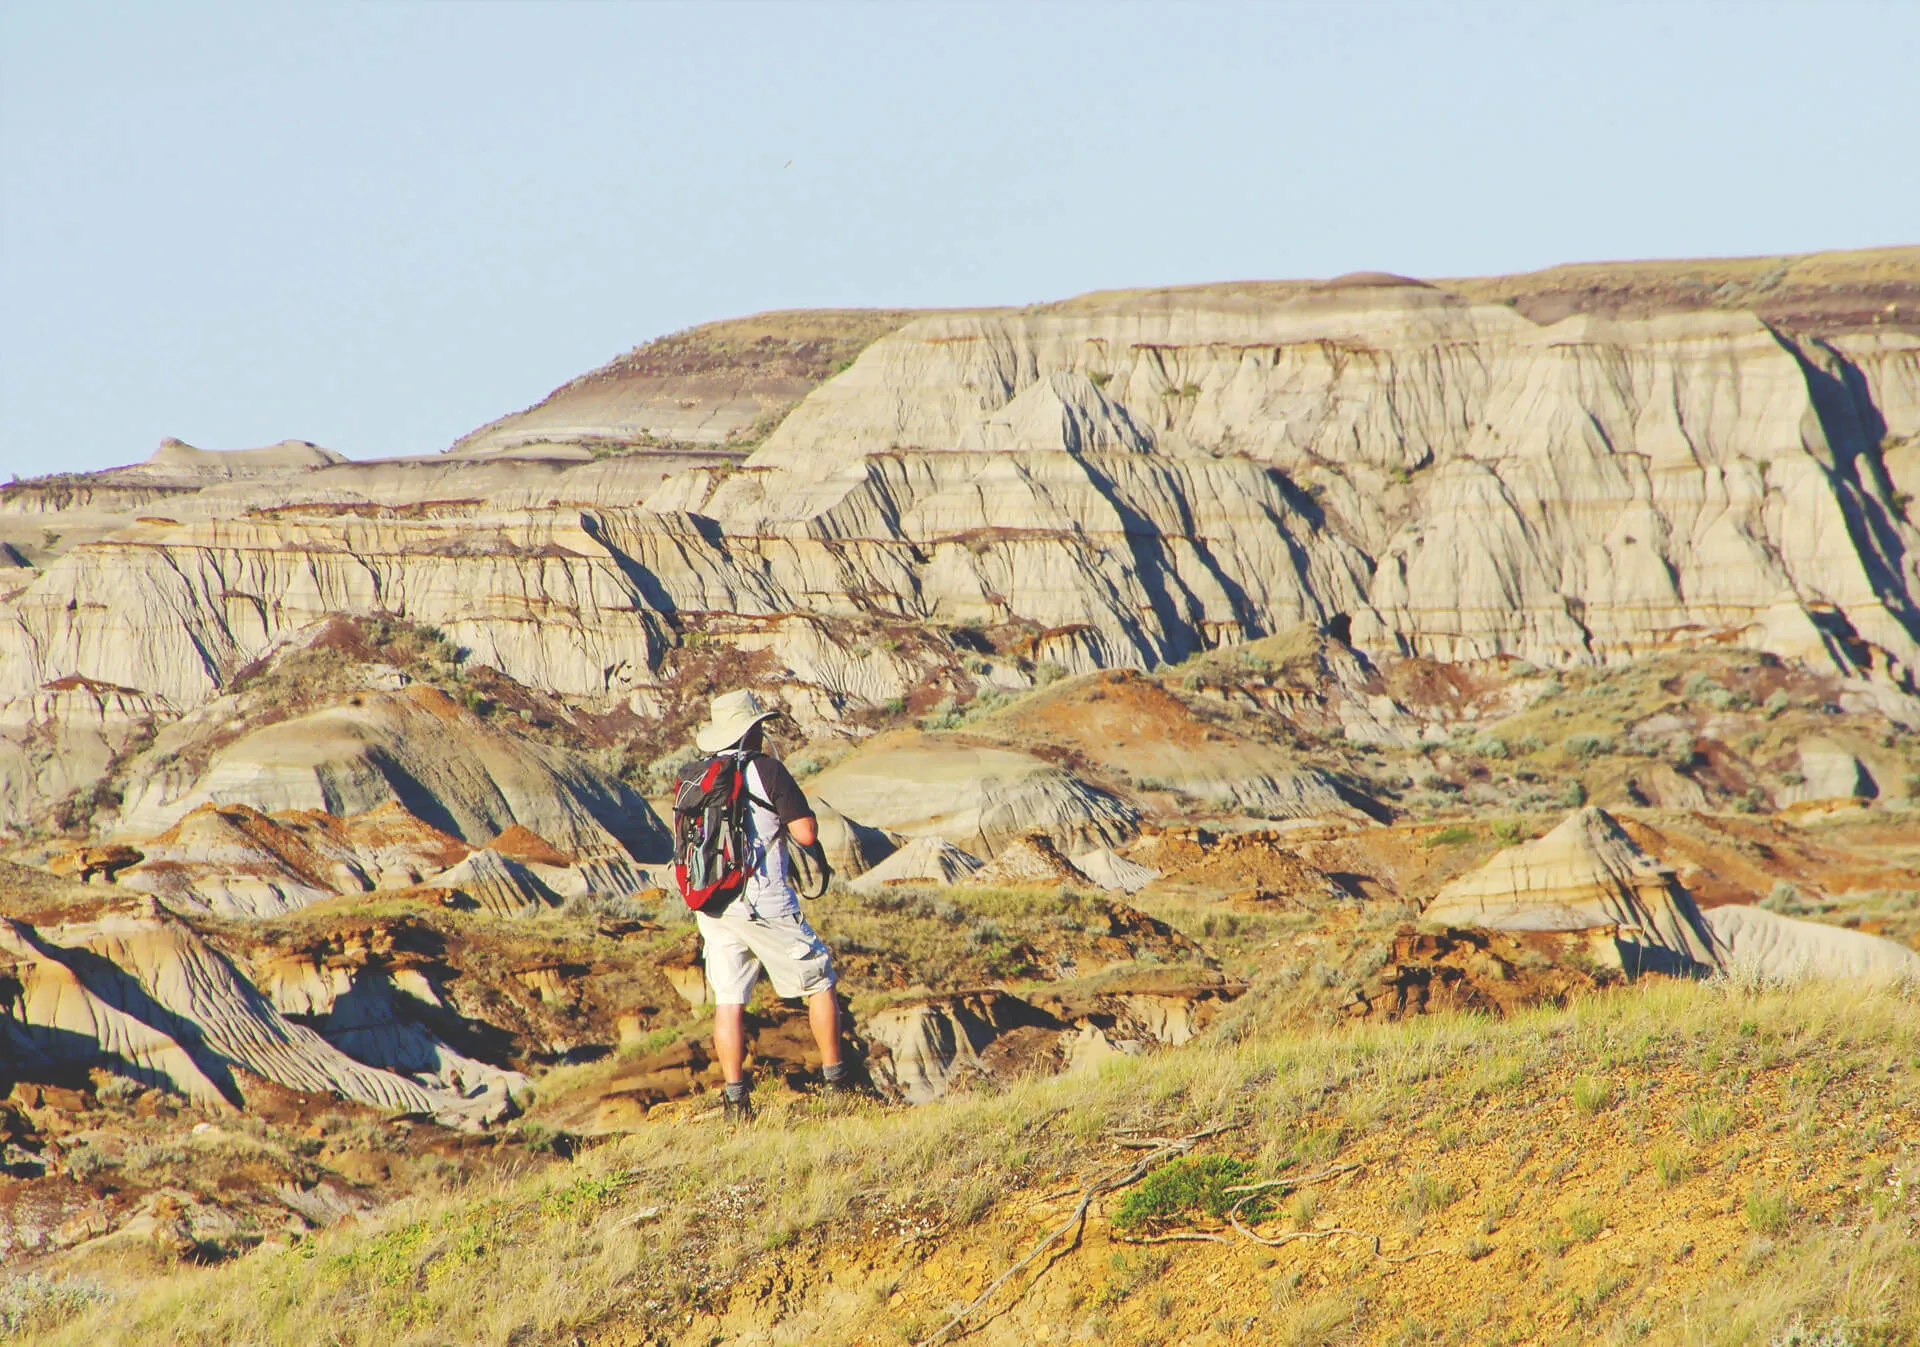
[258,958,528,1117]
[862,971,1243,1104]
[110,801,649,919]
[1427,806,1920,984]
[1069,846,1160,894]
[0,677,166,831]
[1701,904,1920,983]
[714,280,1920,681]
[113,686,670,861]
[0,902,508,1126]
[848,836,983,892]
[968,667,1393,819]
[425,849,561,917]
[446,309,921,459]
[1424,808,1723,974]
[810,802,898,879]
[967,831,1094,888]
[1777,737,1879,805]
[5,254,1913,768]
[806,732,1138,858]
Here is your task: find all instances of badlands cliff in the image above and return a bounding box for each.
[2,249,1918,837]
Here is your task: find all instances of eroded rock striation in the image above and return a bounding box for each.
[0,899,508,1127]
[114,685,670,861]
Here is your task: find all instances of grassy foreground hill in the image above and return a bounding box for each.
[18,976,1920,1346]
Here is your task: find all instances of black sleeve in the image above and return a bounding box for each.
[753,755,813,825]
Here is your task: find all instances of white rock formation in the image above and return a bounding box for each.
[848,836,983,892]
[1777,737,1879,804]
[1071,847,1161,894]
[710,290,1920,680]
[2,261,1917,832]
[426,848,562,916]
[807,732,1137,858]
[810,802,898,879]
[1426,805,1920,984]
[862,976,1240,1103]
[967,832,1094,887]
[260,960,528,1119]
[117,805,354,917]
[1700,904,1920,983]
[0,677,166,830]
[861,994,1011,1104]
[137,438,348,477]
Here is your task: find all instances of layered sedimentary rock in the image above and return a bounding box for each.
[1701,903,1920,982]
[805,732,1138,858]
[810,802,898,878]
[967,831,1095,888]
[0,677,166,830]
[1425,807,1723,973]
[425,849,562,917]
[862,971,1243,1104]
[2,251,1917,835]
[118,804,364,916]
[1070,846,1160,894]
[447,309,922,458]
[848,836,983,892]
[114,686,670,861]
[967,666,1394,818]
[723,290,1920,676]
[256,955,528,1112]
[0,902,508,1126]
[1428,806,1920,983]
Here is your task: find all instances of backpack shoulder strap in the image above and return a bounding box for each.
[738,753,780,812]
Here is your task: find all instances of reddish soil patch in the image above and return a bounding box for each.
[488,826,574,867]
[992,669,1209,755]
[1624,813,1920,908]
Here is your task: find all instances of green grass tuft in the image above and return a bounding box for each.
[1570,1076,1613,1115]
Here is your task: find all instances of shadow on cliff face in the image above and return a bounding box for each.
[1783,333,1920,663]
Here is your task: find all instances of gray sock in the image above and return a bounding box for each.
[822,1061,848,1085]
[722,1080,751,1103]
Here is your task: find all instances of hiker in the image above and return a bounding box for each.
[675,690,844,1123]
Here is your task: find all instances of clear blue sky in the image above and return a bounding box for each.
[3,1,1916,479]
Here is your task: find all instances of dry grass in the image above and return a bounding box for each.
[33,975,1920,1346]
[812,882,1207,997]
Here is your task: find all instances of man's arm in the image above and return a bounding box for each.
[788,815,817,847]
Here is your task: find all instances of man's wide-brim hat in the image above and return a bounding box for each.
[695,689,780,753]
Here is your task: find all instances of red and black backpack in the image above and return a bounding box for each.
[671,753,771,911]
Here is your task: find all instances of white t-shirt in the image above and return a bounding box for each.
[739,758,801,918]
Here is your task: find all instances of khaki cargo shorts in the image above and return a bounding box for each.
[694,903,837,1005]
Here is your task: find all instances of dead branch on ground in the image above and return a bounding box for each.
[913,1119,1246,1346]
[1227,1198,1441,1264]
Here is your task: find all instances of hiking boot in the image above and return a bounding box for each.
[818,1069,875,1104]
[722,1092,755,1126]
